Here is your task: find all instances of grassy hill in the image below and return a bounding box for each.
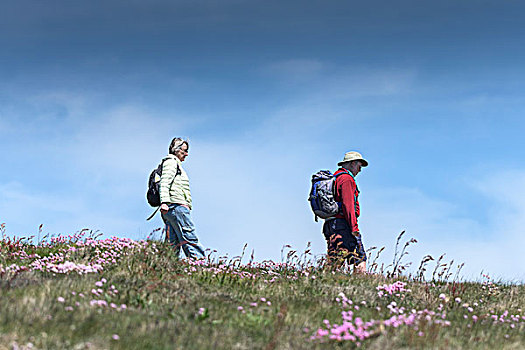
[1,229,524,349]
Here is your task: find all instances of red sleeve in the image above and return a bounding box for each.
[338,176,359,232]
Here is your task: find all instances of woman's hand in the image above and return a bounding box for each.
[160,203,170,214]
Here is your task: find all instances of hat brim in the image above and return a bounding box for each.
[338,159,369,167]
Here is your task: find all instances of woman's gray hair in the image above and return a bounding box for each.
[168,137,189,155]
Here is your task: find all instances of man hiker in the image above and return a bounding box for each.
[159,137,206,259]
[323,151,368,273]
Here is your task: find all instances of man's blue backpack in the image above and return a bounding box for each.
[309,170,346,221]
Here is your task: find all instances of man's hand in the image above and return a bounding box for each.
[354,261,367,274]
[160,203,169,214]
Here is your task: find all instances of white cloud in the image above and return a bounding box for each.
[360,174,525,282]
[68,106,178,173]
[253,64,417,146]
[0,121,7,133]
[263,59,416,100]
[314,68,417,100]
[0,182,86,238]
[263,59,326,84]
[187,139,323,261]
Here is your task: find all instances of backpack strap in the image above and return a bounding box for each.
[334,168,352,178]
[333,169,358,214]
[161,156,182,185]
[146,207,160,221]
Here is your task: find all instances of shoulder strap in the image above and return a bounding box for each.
[333,169,358,212]
[334,169,353,179]
[162,156,182,177]
[146,207,160,221]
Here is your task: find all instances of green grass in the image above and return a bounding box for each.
[1,236,524,349]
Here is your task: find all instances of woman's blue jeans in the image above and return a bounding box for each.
[161,204,206,259]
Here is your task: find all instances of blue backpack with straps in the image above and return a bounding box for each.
[309,170,349,221]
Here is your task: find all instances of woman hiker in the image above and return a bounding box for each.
[159,137,206,259]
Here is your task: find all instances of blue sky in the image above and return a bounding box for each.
[1,0,525,281]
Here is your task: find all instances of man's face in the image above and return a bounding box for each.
[175,144,189,162]
[348,160,363,176]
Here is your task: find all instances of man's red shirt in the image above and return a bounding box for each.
[333,168,360,233]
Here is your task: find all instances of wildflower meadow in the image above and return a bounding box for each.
[1,224,524,349]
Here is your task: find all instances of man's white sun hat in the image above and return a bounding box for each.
[337,151,369,167]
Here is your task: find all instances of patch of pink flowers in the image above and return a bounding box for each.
[181,258,314,284]
[1,236,149,278]
[312,292,451,343]
[237,297,273,315]
[55,279,127,312]
[376,281,411,298]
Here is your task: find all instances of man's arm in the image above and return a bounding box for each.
[339,177,359,233]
